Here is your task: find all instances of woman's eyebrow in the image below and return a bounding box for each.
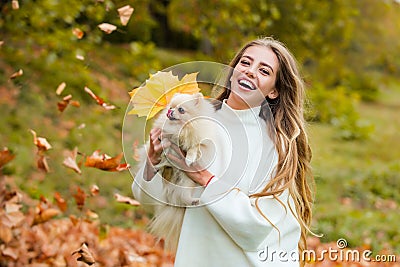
[242,55,274,73]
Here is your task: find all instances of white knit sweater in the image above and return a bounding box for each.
[132,101,301,266]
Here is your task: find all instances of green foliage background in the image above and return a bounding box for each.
[1,0,399,254]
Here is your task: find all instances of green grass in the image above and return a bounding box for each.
[309,79,400,253]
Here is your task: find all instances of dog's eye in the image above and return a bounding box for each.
[178,107,185,114]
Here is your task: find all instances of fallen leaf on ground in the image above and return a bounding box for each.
[98,23,117,34]
[85,150,129,172]
[72,242,95,266]
[0,147,15,168]
[33,207,61,225]
[84,86,116,110]
[114,193,140,206]
[118,5,134,26]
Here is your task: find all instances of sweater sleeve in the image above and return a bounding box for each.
[131,164,167,209]
[200,179,292,252]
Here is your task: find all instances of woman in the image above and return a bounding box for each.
[132,37,314,266]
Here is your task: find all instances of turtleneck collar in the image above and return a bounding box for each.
[220,99,262,125]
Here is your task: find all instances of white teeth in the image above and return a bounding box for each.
[238,79,255,90]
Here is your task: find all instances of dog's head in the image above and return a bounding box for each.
[166,93,206,123]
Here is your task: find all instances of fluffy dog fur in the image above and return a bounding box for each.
[140,93,216,253]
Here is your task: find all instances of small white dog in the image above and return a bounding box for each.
[141,93,216,252]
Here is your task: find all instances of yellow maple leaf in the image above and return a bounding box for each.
[128,71,200,120]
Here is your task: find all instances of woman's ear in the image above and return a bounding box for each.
[267,88,279,99]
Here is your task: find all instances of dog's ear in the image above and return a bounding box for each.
[193,93,203,106]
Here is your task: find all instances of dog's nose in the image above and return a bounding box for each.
[167,109,175,120]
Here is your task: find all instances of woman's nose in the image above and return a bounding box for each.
[245,68,256,78]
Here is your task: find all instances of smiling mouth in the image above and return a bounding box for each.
[238,79,256,90]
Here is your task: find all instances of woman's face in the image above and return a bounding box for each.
[227,45,279,110]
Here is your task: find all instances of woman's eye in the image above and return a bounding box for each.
[260,68,270,75]
[178,107,185,114]
[240,59,250,66]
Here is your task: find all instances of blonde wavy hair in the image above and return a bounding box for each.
[215,37,314,265]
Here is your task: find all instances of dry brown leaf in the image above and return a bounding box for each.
[98,23,117,34]
[0,41,4,47]
[76,54,85,60]
[54,192,67,212]
[114,193,140,206]
[90,184,100,196]
[55,82,66,95]
[11,0,19,10]
[0,147,15,168]
[84,86,116,110]
[85,150,129,172]
[62,147,81,174]
[69,214,79,226]
[1,246,18,260]
[0,224,13,243]
[30,129,52,152]
[85,209,99,220]
[72,242,95,266]
[118,5,134,26]
[58,94,81,112]
[73,187,86,210]
[37,155,50,173]
[72,28,84,39]
[3,211,25,228]
[33,208,61,225]
[5,203,22,213]
[10,69,23,79]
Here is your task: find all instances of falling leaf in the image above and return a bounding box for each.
[56,82,66,95]
[72,242,95,266]
[0,147,15,168]
[118,5,134,26]
[85,150,130,172]
[54,192,67,212]
[90,185,100,196]
[85,209,99,220]
[98,23,117,34]
[76,54,85,61]
[37,155,50,173]
[57,94,80,112]
[0,41,4,47]
[33,207,61,224]
[114,193,140,206]
[72,28,84,39]
[128,71,200,119]
[11,0,19,10]
[73,187,86,210]
[30,129,52,152]
[62,147,82,174]
[84,86,116,110]
[10,69,23,79]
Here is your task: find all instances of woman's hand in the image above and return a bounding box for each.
[147,128,164,165]
[165,143,213,186]
[144,128,169,181]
